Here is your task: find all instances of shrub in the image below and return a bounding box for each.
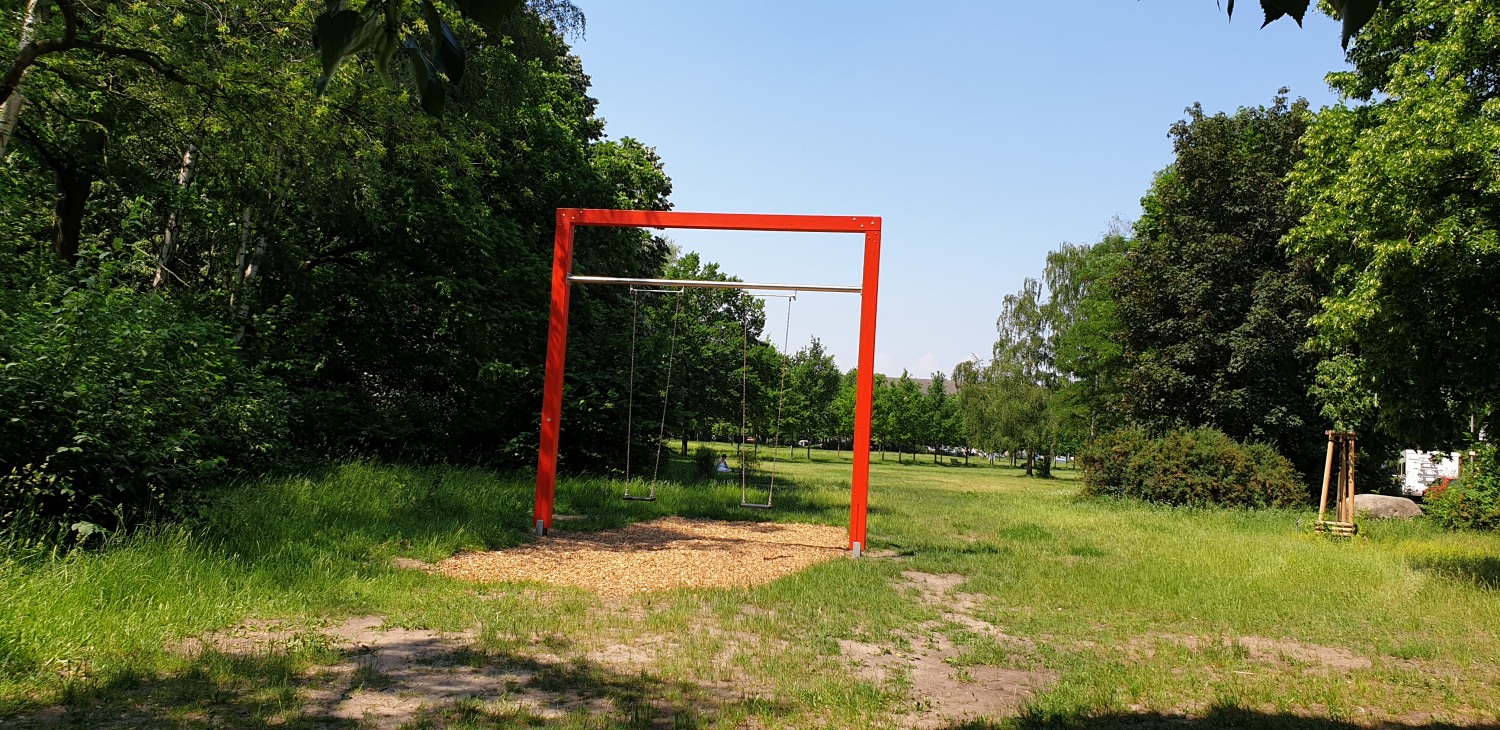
[0,263,286,537]
[1079,426,1305,509]
[692,446,719,479]
[1424,446,1500,531]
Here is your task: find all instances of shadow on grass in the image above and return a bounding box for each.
[1409,553,1500,590]
[5,633,793,729]
[945,705,1500,730]
[554,470,852,533]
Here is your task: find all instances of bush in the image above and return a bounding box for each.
[692,446,719,479]
[0,262,286,537]
[1424,446,1500,531]
[1079,426,1305,509]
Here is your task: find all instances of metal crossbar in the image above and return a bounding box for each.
[569,275,858,294]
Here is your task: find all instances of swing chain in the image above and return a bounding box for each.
[624,289,639,487]
[649,292,686,493]
[765,293,796,503]
[742,293,795,508]
[624,287,683,501]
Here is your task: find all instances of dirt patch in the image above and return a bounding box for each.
[174,618,321,656]
[1135,633,1372,670]
[1235,636,1371,670]
[431,516,847,597]
[840,572,1053,727]
[293,616,500,729]
[897,571,1032,646]
[583,633,676,672]
[389,556,432,571]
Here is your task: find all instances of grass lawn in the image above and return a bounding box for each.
[2,443,1498,728]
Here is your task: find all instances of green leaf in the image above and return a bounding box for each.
[449,0,526,34]
[372,27,402,88]
[424,0,467,86]
[312,6,385,96]
[1259,0,1309,27]
[404,41,447,118]
[71,521,104,538]
[1332,0,1382,49]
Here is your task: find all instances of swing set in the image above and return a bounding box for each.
[533,209,883,556]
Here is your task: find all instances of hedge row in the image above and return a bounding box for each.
[1079,426,1305,509]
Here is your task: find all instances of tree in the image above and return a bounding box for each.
[1112,92,1330,479]
[891,371,925,463]
[1049,230,1130,441]
[1285,0,1500,447]
[311,0,584,117]
[923,371,960,463]
[991,276,1062,477]
[0,0,679,531]
[784,337,841,458]
[641,252,765,457]
[833,367,859,458]
[1224,0,1400,49]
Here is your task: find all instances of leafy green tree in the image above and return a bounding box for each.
[1046,232,1131,443]
[1112,92,1329,478]
[1285,0,1500,447]
[0,0,679,533]
[991,277,1062,476]
[784,337,841,458]
[1224,0,1399,48]
[832,367,859,458]
[922,371,959,463]
[310,0,584,116]
[639,252,765,457]
[889,370,925,463]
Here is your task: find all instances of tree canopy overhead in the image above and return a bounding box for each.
[1224,0,1400,48]
[1285,0,1500,446]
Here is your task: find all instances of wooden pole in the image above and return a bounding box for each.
[1317,430,1335,525]
[1344,433,1358,524]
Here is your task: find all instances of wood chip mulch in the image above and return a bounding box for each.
[433,517,848,597]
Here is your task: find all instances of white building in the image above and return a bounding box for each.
[1399,450,1461,496]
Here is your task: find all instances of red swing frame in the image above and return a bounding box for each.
[533,208,883,555]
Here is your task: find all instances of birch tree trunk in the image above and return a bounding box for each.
[0,0,46,159]
[152,144,199,289]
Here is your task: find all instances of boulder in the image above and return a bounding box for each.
[1353,493,1423,519]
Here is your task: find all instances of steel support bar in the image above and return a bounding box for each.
[561,208,879,233]
[533,212,574,536]
[568,274,858,294]
[848,229,881,554]
[533,208,882,556]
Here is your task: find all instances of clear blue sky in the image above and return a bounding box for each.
[570,2,1350,377]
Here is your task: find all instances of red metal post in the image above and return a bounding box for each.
[533,211,575,535]
[533,208,881,554]
[849,227,882,556]
[565,208,881,234]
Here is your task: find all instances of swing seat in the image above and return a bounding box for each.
[622,495,657,502]
[739,501,773,510]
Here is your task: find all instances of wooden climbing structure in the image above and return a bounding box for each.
[1315,430,1358,536]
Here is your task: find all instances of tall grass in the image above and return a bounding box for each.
[2,449,1499,725]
